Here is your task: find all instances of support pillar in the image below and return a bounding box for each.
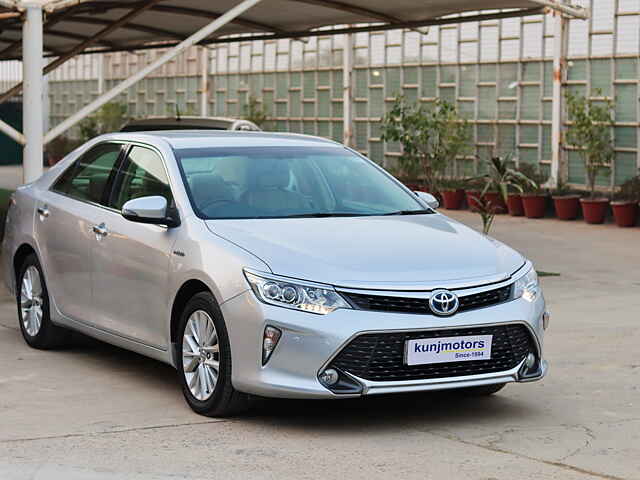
[551,4,568,187]
[200,47,209,116]
[342,32,354,147]
[22,2,44,184]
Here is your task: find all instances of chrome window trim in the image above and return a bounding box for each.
[47,139,180,225]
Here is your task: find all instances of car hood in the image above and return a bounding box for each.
[205,214,525,290]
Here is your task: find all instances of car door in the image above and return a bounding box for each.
[35,142,124,323]
[90,144,178,348]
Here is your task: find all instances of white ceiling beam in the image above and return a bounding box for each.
[529,0,589,19]
[44,0,264,144]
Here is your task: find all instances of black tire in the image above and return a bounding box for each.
[177,291,249,417]
[460,383,506,396]
[16,253,69,349]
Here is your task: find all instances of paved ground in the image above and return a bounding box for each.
[1,210,639,480]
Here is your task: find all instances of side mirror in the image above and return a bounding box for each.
[414,191,439,209]
[122,196,179,227]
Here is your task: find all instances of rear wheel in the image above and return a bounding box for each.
[177,292,248,417]
[17,254,68,349]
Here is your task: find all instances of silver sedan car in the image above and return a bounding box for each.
[2,131,548,416]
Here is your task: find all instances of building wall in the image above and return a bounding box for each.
[43,0,640,186]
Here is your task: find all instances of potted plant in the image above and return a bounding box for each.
[476,153,537,215]
[611,171,640,227]
[565,91,614,224]
[552,181,581,220]
[473,195,497,235]
[439,178,467,209]
[518,163,549,219]
[506,183,525,216]
[381,96,470,195]
[464,178,486,212]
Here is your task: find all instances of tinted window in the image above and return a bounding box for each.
[175,146,423,219]
[52,143,121,204]
[110,146,173,210]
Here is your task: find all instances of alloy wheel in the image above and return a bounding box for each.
[20,266,44,337]
[182,310,220,401]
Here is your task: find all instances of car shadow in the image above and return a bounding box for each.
[18,330,542,430]
[243,389,538,434]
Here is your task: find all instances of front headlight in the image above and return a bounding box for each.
[244,270,351,315]
[513,266,539,302]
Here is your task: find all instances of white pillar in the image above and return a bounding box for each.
[22,2,44,184]
[551,6,568,187]
[97,53,105,95]
[342,32,354,147]
[200,47,209,116]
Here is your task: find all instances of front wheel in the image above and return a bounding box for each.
[17,253,69,349]
[177,292,248,417]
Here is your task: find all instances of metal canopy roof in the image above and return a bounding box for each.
[0,0,586,60]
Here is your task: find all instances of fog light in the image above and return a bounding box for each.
[319,368,339,386]
[542,311,550,330]
[525,352,536,369]
[262,326,281,365]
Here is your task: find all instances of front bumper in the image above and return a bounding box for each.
[221,289,547,399]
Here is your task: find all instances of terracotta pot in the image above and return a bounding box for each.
[465,190,482,212]
[482,192,507,214]
[506,194,524,216]
[521,194,547,218]
[579,198,609,224]
[552,195,580,220]
[611,201,638,227]
[441,189,465,210]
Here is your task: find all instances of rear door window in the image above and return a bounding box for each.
[52,143,122,205]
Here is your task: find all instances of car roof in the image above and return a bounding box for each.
[121,116,259,131]
[105,130,343,150]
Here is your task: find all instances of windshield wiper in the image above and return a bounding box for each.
[381,209,434,216]
[279,212,373,218]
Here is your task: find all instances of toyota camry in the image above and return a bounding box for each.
[2,131,548,416]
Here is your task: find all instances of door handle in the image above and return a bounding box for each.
[92,223,108,237]
[37,206,50,219]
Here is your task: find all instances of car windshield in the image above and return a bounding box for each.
[174,145,427,219]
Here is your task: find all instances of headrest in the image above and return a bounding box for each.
[256,161,290,189]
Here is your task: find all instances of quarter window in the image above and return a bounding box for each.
[52,143,122,204]
[110,146,173,210]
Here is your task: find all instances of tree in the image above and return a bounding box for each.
[381,96,470,193]
[243,95,270,129]
[565,90,614,198]
[78,102,129,142]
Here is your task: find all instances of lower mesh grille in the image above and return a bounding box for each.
[329,324,534,382]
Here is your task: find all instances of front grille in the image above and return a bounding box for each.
[343,284,512,315]
[329,324,534,382]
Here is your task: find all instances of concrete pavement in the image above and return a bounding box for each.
[0,210,639,479]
